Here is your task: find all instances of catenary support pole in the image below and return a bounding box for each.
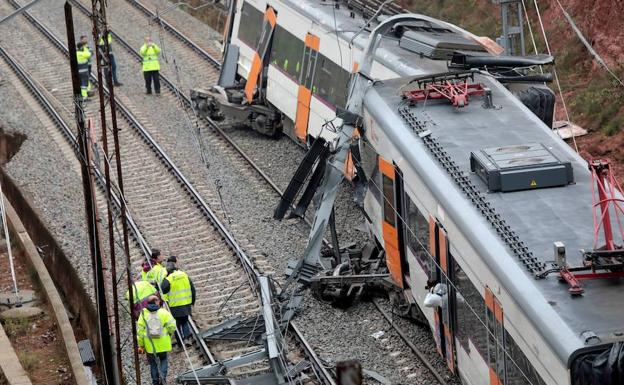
[89,0,141,382]
[64,3,117,385]
[89,5,122,384]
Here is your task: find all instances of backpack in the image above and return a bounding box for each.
[146,312,163,338]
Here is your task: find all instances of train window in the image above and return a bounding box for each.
[382,174,396,226]
[238,2,264,47]
[270,26,304,80]
[405,197,432,277]
[313,54,350,108]
[454,262,487,358]
[486,291,506,384]
[504,330,546,385]
[364,147,382,205]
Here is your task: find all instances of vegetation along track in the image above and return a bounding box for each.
[3,0,453,383]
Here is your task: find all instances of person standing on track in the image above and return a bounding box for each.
[125,272,157,319]
[79,35,94,96]
[97,31,122,86]
[142,249,168,289]
[140,36,161,95]
[76,41,91,100]
[137,295,176,385]
[161,256,196,348]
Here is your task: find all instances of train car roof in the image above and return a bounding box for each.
[272,0,624,362]
[282,0,482,77]
[364,73,624,363]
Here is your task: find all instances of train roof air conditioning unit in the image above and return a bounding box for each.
[399,27,486,60]
[470,143,574,192]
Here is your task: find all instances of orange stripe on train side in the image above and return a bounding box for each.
[444,326,456,372]
[244,52,262,102]
[489,367,501,385]
[265,7,277,27]
[352,61,359,72]
[378,157,395,180]
[485,286,494,311]
[494,297,504,323]
[295,85,312,140]
[304,33,320,50]
[382,220,402,288]
[439,227,447,271]
[343,151,355,181]
[222,14,230,43]
[429,216,437,256]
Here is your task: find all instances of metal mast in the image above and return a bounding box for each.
[88,0,141,383]
[64,3,117,384]
[494,0,526,56]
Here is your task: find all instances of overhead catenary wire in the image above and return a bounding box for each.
[531,0,579,154]
[553,0,624,89]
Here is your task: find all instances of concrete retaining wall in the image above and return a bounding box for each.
[1,170,92,385]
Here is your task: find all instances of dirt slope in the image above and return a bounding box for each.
[400,0,624,179]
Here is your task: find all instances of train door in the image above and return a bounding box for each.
[244,6,277,102]
[294,33,320,142]
[429,217,458,373]
[379,157,405,288]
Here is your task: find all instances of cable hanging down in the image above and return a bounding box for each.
[0,181,21,307]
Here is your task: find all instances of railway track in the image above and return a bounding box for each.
[93,3,453,384]
[2,0,454,383]
[2,1,338,383]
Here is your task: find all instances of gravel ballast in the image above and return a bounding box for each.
[4,1,460,384]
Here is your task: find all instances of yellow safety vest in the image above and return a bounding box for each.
[140,43,161,72]
[98,33,112,47]
[165,270,192,307]
[141,263,168,287]
[124,280,156,304]
[137,308,176,353]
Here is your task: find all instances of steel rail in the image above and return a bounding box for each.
[125,0,222,68]
[9,3,327,384]
[372,299,447,385]
[8,0,262,294]
[67,0,288,199]
[63,6,336,384]
[6,0,245,372]
[290,322,337,385]
[0,43,150,259]
[0,31,217,373]
[16,2,349,384]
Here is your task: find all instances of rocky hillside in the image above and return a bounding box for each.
[399,0,624,176]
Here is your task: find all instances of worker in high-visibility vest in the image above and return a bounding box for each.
[97,32,122,86]
[76,42,91,100]
[137,295,176,385]
[78,35,94,95]
[142,249,168,288]
[125,276,157,319]
[161,256,195,347]
[139,36,161,95]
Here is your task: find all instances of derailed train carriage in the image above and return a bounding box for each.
[192,1,624,384]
